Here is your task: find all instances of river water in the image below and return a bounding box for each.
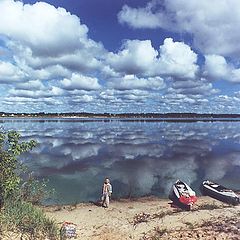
[1,118,240,204]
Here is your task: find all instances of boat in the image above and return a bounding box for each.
[200,180,240,205]
[169,180,197,210]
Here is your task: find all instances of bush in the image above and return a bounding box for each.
[1,198,58,239]
[21,174,55,205]
[0,130,37,201]
[0,131,59,239]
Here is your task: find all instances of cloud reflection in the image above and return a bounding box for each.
[2,120,240,203]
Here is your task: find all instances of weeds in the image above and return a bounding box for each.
[0,131,59,239]
[154,227,167,237]
[184,221,194,229]
[133,212,151,226]
[152,210,176,220]
[133,209,182,227]
[196,202,228,211]
[1,198,58,239]
[141,227,167,240]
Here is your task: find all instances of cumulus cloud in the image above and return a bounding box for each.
[107,38,198,79]
[170,78,218,95]
[204,55,229,79]
[0,61,25,83]
[0,0,238,112]
[16,80,45,90]
[106,40,158,75]
[9,86,64,99]
[11,43,104,73]
[0,0,105,84]
[155,38,198,79]
[118,0,240,57]
[0,0,89,57]
[99,89,149,104]
[204,55,240,83]
[69,95,94,103]
[118,4,163,29]
[109,75,165,91]
[61,73,101,91]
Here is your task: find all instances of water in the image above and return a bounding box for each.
[1,118,240,204]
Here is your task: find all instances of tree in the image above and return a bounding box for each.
[0,131,37,207]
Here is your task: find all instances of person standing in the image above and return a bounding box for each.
[102,177,112,208]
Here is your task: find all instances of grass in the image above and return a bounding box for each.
[139,201,239,240]
[0,198,58,240]
[141,227,167,240]
[153,227,167,237]
[133,212,151,226]
[133,209,183,227]
[152,209,180,220]
[184,221,194,229]
[196,202,230,211]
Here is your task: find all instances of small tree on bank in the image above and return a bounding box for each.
[0,130,37,206]
[0,131,58,239]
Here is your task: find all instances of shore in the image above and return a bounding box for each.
[44,196,240,240]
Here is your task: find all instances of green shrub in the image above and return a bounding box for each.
[0,130,37,200]
[1,198,58,239]
[21,174,55,205]
[0,131,59,239]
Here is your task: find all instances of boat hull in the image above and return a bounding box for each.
[201,182,240,205]
[169,181,197,211]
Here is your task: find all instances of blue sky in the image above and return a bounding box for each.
[0,0,240,113]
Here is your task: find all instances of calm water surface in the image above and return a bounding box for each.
[1,118,240,204]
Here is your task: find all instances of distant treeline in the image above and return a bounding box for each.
[1,112,240,118]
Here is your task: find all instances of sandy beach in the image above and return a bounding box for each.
[44,196,240,240]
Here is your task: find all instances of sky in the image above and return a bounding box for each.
[1,0,240,113]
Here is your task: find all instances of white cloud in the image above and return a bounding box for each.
[8,30,104,73]
[34,65,72,80]
[70,95,94,103]
[170,80,218,96]
[107,40,158,75]
[109,75,165,91]
[118,0,240,57]
[0,0,89,57]
[16,80,45,90]
[204,55,229,79]
[0,0,238,112]
[155,38,198,79]
[0,0,105,86]
[9,86,64,98]
[99,89,150,104]
[107,38,198,79]
[0,61,25,83]
[118,4,163,29]
[204,55,240,82]
[61,73,101,91]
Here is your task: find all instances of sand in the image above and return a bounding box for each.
[44,196,240,240]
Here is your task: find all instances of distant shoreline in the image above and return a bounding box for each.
[1,116,240,122]
[0,112,240,122]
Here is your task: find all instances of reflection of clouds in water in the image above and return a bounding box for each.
[99,130,150,144]
[2,120,240,203]
[204,152,240,181]
[52,143,101,160]
[170,140,214,157]
[155,156,198,194]
[109,155,198,196]
[108,144,165,159]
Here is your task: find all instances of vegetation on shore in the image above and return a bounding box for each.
[1,111,240,119]
[141,215,240,240]
[0,131,58,239]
